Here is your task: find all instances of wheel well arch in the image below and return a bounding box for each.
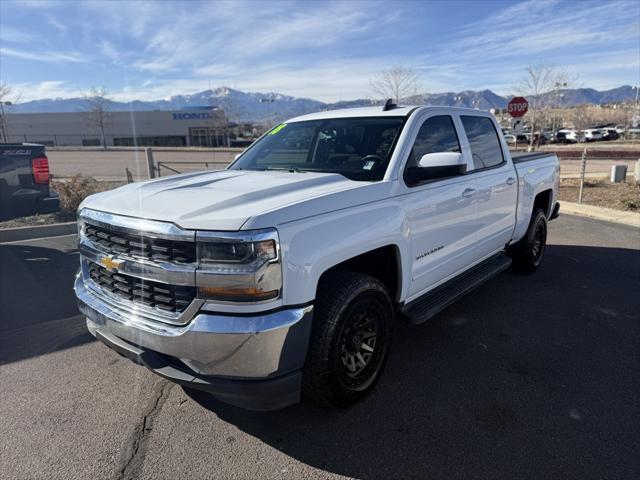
[533,189,553,218]
[316,245,403,303]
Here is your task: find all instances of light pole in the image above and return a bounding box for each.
[553,81,567,133]
[259,96,276,128]
[633,85,639,128]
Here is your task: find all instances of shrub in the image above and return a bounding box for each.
[51,175,101,221]
[619,197,639,211]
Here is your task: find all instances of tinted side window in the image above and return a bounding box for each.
[461,116,504,169]
[409,116,460,167]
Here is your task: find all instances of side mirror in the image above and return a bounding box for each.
[406,152,466,184]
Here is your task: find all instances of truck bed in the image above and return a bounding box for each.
[511,151,559,243]
[510,151,556,164]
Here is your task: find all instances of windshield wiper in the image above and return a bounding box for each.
[264,167,302,173]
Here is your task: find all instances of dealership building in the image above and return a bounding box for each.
[3,107,235,147]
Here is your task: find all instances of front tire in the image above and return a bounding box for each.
[510,208,548,273]
[302,271,394,407]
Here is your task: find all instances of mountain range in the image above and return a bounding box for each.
[9,85,637,122]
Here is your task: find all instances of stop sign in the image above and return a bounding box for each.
[508,97,528,117]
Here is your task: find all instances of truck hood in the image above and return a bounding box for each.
[82,169,375,231]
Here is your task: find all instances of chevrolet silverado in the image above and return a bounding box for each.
[74,104,560,410]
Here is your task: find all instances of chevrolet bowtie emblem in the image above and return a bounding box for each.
[100,255,124,271]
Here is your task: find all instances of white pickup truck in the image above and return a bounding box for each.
[74,103,560,410]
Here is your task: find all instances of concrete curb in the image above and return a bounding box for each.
[560,202,640,228]
[0,222,77,243]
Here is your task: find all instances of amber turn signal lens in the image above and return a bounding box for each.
[198,286,279,302]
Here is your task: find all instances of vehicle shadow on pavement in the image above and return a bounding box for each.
[186,243,640,480]
[0,243,93,365]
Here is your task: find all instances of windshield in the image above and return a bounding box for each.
[230,117,405,181]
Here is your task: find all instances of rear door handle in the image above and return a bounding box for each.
[506,177,516,185]
[462,188,476,198]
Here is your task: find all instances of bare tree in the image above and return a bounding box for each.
[370,65,422,104]
[216,88,246,146]
[518,65,556,151]
[217,87,245,123]
[549,70,581,132]
[572,104,594,130]
[0,83,14,142]
[83,86,112,149]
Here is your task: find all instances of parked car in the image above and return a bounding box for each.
[74,104,560,410]
[627,127,640,137]
[541,130,555,143]
[601,128,620,141]
[555,129,581,144]
[0,143,59,221]
[583,129,603,142]
[504,133,516,145]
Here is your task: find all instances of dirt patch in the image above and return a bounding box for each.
[559,177,640,211]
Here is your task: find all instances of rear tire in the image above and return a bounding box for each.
[510,208,547,273]
[302,271,394,407]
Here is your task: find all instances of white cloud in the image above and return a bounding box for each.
[10,81,86,101]
[100,40,121,62]
[1,0,638,103]
[14,0,65,8]
[0,26,41,43]
[0,47,87,64]
[46,14,68,34]
[104,0,386,74]
[451,0,638,60]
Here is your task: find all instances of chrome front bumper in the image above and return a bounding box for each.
[75,273,313,379]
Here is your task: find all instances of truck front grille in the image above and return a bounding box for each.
[88,262,196,313]
[84,224,196,264]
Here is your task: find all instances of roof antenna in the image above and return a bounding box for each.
[383,98,397,111]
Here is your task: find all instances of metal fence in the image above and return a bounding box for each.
[156,161,230,177]
[4,132,254,148]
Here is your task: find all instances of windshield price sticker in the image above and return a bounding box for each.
[269,124,287,135]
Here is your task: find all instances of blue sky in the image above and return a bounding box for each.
[0,0,638,102]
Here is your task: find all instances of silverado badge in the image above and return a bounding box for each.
[100,255,124,272]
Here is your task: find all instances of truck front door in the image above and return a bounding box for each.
[401,114,478,301]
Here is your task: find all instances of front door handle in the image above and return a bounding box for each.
[462,188,476,198]
[506,177,516,185]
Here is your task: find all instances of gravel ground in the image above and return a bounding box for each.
[559,177,639,211]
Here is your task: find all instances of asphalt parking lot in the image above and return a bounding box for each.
[1,214,639,480]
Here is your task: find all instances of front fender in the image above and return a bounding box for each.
[278,200,411,305]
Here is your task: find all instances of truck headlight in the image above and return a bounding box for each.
[195,229,282,302]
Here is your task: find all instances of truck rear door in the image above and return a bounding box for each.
[459,114,518,259]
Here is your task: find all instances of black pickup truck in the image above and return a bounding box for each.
[0,144,60,221]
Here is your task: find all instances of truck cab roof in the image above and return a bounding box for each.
[287,105,488,123]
